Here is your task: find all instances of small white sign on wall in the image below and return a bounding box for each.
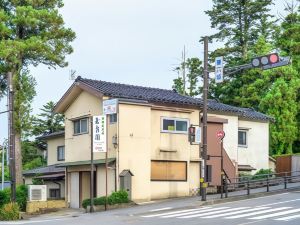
[195,127,201,144]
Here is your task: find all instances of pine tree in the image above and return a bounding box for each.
[205,0,275,63]
[32,101,64,136]
[0,0,75,184]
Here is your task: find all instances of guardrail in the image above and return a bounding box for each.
[220,170,300,199]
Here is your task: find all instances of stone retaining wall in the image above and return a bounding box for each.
[26,200,66,214]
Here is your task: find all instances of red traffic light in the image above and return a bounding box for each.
[189,127,195,134]
[251,53,280,68]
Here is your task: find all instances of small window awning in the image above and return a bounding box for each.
[238,164,256,171]
[57,158,116,167]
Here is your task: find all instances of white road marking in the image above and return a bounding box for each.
[208,193,289,207]
[249,208,300,220]
[142,207,211,218]
[150,207,172,212]
[161,207,230,218]
[275,213,300,221]
[178,207,249,219]
[201,207,270,218]
[225,207,291,219]
[257,198,300,207]
[138,201,156,205]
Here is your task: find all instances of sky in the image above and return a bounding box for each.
[0,0,287,141]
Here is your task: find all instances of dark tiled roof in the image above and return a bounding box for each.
[77,77,200,106]
[207,100,273,121]
[76,76,272,121]
[37,131,65,140]
[23,164,65,176]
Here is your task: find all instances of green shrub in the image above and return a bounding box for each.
[0,185,28,211]
[108,190,128,205]
[16,185,28,211]
[82,199,91,209]
[0,202,20,221]
[252,169,272,180]
[0,188,10,208]
[82,190,129,209]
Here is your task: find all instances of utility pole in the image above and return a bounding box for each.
[8,72,16,202]
[201,36,209,201]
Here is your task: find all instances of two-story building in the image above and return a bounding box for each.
[50,76,271,208]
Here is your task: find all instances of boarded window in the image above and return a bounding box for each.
[151,161,187,181]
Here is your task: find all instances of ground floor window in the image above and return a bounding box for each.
[49,188,60,199]
[151,160,187,181]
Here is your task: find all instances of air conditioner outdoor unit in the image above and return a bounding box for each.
[28,185,47,201]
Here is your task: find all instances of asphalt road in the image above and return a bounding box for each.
[2,190,300,225]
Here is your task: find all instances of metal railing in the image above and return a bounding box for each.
[220,170,300,199]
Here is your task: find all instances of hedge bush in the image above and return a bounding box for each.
[0,185,28,211]
[82,190,129,209]
[0,202,20,221]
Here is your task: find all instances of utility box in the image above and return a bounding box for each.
[28,185,47,201]
[119,170,133,200]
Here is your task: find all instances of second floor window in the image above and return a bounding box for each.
[161,117,188,134]
[74,118,88,135]
[57,146,65,161]
[109,114,117,124]
[238,130,247,147]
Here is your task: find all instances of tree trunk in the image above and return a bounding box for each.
[14,131,23,184]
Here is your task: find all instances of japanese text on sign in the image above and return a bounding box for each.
[93,115,106,152]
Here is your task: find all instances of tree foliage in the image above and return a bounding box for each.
[173,0,300,155]
[32,101,64,136]
[0,0,75,182]
[173,57,203,96]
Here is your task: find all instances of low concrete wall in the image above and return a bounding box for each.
[26,200,66,214]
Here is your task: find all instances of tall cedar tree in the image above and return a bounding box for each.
[0,0,75,184]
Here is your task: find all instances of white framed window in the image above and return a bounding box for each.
[57,146,65,161]
[73,118,88,135]
[238,130,248,147]
[161,117,189,134]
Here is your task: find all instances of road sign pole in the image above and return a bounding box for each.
[90,117,94,213]
[201,36,209,201]
[105,114,108,211]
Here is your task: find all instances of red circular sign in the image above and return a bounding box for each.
[217,131,225,139]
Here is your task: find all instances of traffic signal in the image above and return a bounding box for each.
[188,126,195,144]
[251,53,280,68]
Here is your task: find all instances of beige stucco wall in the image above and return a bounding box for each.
[97,165,115,196]
[47,137,65,165]
[150,108,200,199]
[118,103,152,202]
[237,120,269,173]
[64,91,117,163]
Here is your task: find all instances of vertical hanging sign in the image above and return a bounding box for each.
[93,115,106,152]
[215,56,224,83]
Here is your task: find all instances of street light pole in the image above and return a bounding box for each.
[201,36,209,201]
